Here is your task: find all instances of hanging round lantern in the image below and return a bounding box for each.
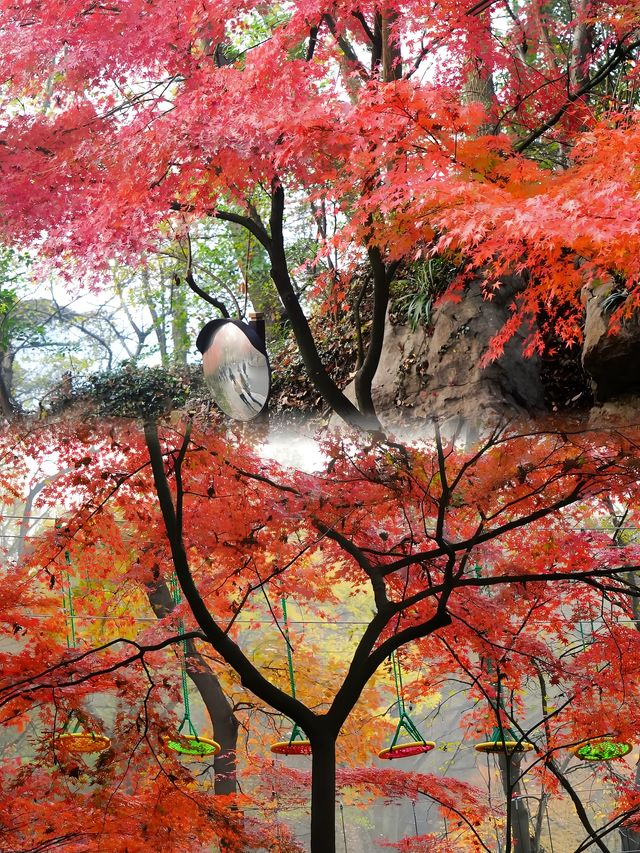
[572,739,633,761]
[196,318,271,421]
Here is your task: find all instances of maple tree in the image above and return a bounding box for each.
[0,0,639,426]
[3,416,640,850]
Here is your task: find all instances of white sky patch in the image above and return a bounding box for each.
[260,426,326,472]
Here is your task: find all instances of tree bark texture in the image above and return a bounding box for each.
[310,730,338,853]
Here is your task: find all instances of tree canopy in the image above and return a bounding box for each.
[2,2,640,850]
[3,417,640,850]
[1,0,639,425]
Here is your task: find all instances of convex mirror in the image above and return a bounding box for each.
[196,319,271,421]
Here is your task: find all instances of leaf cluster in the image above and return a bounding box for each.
[390,257,460,331]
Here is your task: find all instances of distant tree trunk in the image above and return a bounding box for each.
[462,13,498,135]
[499,753,532,853]
[141,267,169,366]
[0,348,17,419]
[170,276,189,368]
[379,7,402,82]
[569,0,595,138]
[571,0,595,90]
[621,816,640,852]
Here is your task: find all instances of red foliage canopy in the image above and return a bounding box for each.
[0,0,638,349]
[2,419,640,849]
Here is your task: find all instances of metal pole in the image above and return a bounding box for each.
[248,311,266,344]
[339,802,348,852]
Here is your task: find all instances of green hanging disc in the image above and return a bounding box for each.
[165,573,220,757]
[165,735,221,757]
[573,739,633,761]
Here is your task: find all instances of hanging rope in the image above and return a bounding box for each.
[169,574,198,739]
[379,652,435,759]
[270,598,311,754]
[392,650,406,716]
[62,550,76,649]
[282,597,296,700]
[165,575,220,757]
[54,545,110,753]
[339,802,348,852]
[475,671,533,754]
[388,651,428,748]
[281,597,307,746]
[472,565,532,754]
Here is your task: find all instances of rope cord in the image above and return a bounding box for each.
[578,619,596,652]
[267,597,308,746]
[281,597,297,700]
[62,711,82,734]
[476,565,515,743]
[391,650,405,714]
[388,651,426,747]
[280,598,308,744]
[340,802,348,852]
[63,550,76,649]
[169,574,194,732]
[59,545,95,740]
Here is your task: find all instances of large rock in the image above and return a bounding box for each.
[582,285,640,401]
[336,276,546,431]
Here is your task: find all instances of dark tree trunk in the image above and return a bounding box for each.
[354,247,394,417]
[499,753,532,853]
[309,729,337,853]
[380,9,402,82]
[188,659,238,795]
[621,825,640,852]
[571,0,594,90]
[0,349,17,419]
[266,185,381,432]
